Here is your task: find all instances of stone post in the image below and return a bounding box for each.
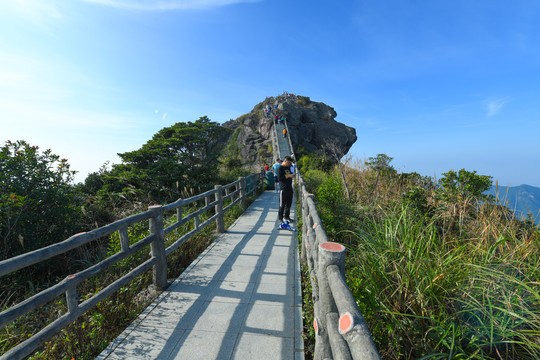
[65,274,79,317]
[316,242,346,359]
[214,185,225,233]
[176,201,183,225]
[239,176,247,210]
[148,205,168,290]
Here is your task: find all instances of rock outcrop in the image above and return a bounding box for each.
[222,94,357,171]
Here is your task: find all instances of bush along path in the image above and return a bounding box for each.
[298,156,540,360]
[1,184,265,360]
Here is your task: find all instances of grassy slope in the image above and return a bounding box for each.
[300,164,540,360]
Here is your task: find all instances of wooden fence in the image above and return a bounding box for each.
[0,173,263,360]
[297,172,381,360]
[283,118,295,159]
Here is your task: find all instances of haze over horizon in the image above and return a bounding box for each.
[1,0,539,187]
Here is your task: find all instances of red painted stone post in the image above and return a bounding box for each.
[315,242,346,359]
[325,253,381,359]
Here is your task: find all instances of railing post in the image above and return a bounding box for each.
[119,227,129,252]
[313,301,333,360]
[239,176,246,210]
[328,263,381,360]
[214,185,225,233]
[314,242,344,359]
[326,312,353,359]
[176,200,183,224]
[318,242,345,305]
[148,205,168,290]
[65,274,79,317]
[301,193,315,267]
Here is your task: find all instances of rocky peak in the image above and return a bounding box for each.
[222,94,357,171]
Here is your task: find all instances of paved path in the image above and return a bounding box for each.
[274,120,291,160]
[96,191,304,360]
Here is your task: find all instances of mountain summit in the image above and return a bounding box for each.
[222,94,357,171]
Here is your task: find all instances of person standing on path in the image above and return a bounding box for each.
[272,159,281,193]
[283,128,287,137]
[290,157,296,175]
[277,156,294,223]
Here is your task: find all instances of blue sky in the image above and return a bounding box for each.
[1,0,539,187]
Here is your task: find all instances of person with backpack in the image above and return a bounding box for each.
[264,165,275,190]
[272,158,281,193]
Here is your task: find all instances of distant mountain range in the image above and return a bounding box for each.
[486,184,540,224]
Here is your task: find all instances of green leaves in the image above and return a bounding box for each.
[301,156,539,359]
[0,140,81,260]
[102,116,230,202]
[439,169,493,202]
[367,153,395,174]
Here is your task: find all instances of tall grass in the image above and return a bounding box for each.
[346,205,539,359]
[301,163,540,359]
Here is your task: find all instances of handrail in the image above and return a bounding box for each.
[268,99,296,162]
[0,210,154,278]
[272,114,281,161]
[0,172,264,360]
[297,170,380,360]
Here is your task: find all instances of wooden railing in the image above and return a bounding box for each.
[272,115,281,161]
[0,173,264,360]
[283,118,295,159]
[297,172,381,360]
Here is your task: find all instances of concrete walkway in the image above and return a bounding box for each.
[96,191,304,360]
[274,120,291,160]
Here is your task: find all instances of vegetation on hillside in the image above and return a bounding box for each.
[82,116,231,206]
[1,140,82,261]
[3,112,539,359]
[0,116,259,359]
[298,152,540,360]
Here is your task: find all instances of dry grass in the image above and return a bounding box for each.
[300,159,540,359]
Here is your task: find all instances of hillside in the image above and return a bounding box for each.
[487,184,540,223]
[221,94,357,171]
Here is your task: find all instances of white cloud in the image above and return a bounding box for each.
[80,0,261,11]
[0,0,62,29]
[486,98,511,117]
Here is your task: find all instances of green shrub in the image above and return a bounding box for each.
[300,160,540,359]
[402,186,433,217]
[296,96,311,106]
[303,169,327,192]
[297,153,333,173]
[0,140,82,261]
